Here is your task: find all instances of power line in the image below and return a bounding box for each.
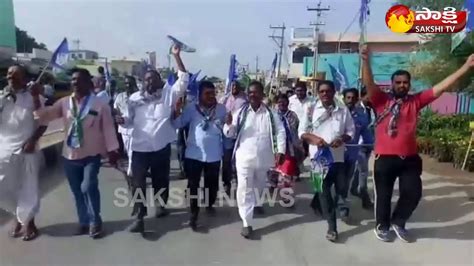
[307,1,330,86]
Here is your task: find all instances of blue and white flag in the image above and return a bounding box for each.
[328,63,342,91]
[265,53,278,87]
[167,35,196,53]
[328,58,349,92]
[452,0,473,52]
[187,70,202,98]
[359,0,370,43]
[225,54,238,95]
[337,56,350,89]
[167,72,177,87]
[104,58,112,83]
[51,38,69,73]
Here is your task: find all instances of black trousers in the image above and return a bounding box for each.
[130,145,171,218]
[221,148,235,187]
[184,158,220,218]
[312,163,345,232]
[374,154,422,230]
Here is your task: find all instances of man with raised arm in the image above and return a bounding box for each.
[115,45,189,233]
[361,45,474,243]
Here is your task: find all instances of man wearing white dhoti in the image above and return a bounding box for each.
[223,81,286,239]
[0,64,47,241]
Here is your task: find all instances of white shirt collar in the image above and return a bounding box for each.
[315,99,340,111]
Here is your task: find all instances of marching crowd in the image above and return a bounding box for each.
[0,44,473,243]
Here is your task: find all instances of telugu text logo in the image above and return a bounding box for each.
[385,5,467,34]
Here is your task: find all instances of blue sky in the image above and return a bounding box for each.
[13,0,396,77]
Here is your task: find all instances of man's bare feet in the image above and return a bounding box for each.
[9,221,22,238]
[22,219,39,241]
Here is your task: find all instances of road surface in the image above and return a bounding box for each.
[0,146,473,266]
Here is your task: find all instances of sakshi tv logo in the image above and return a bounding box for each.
[385,5,468,34]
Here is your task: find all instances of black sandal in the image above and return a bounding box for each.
[22,228,39,241]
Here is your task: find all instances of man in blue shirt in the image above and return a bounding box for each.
[350,87,375,210]
[173,81,227,230]
[341,88,373,219]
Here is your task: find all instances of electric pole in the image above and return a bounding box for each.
[255,55,259,80]
[269,23,286,87]
[307,1,330,85]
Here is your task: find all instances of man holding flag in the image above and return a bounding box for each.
[0,64,48,241]
[299,80,354,242]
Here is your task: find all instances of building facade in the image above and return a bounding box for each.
[69,50,99,60]
[288,27,422,79]
[0,0,16,62]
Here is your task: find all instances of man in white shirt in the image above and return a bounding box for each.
[94,76,111,106]
[299,80,355,242]
[224,81,286,239]
[0,64,47,241]
[116,45,188,233]
[288,82,315,180]
[113,76,138,184]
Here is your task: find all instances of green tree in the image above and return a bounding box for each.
[15,27,47,53]
[206,76,222,83]
[400,0,474,95]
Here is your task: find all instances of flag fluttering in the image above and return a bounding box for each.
[187,70,202,98]
[452,0,473,54]
[265,53,278,88]
[50,38,69,73]
[225,54,238,95]
[327,57,350,92]
[359,0,371,43]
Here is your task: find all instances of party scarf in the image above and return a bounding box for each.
[278,110,295,157]
[374,96,406,137]
[236,103,277,153]
[305,101,335,133]
[66,94,93,148]
[195,104,217,131]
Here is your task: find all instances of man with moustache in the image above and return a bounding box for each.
[361,45,474,243]
[0,64,47,241]
[115,45,188,233]
[224,81,285,239]
[299,80,354,242]
[173,81,227,230]
[36,68,119,239]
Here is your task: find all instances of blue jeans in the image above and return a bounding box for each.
[63,155,102,226]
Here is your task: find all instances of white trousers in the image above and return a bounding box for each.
[121,133,132,176]
[0,152,40,225]
[235,163,268,227]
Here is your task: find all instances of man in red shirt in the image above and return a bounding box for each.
[361,45,474,243]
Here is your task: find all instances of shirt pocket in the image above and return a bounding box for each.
[153,103,170,119]
[82,114,99,128]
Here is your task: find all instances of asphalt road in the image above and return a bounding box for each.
[0,146,473,266]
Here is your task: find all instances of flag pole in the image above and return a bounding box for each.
[35,38,68,84]
[35,55,55,84]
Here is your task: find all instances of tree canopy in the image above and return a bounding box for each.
[15,27,47,53]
